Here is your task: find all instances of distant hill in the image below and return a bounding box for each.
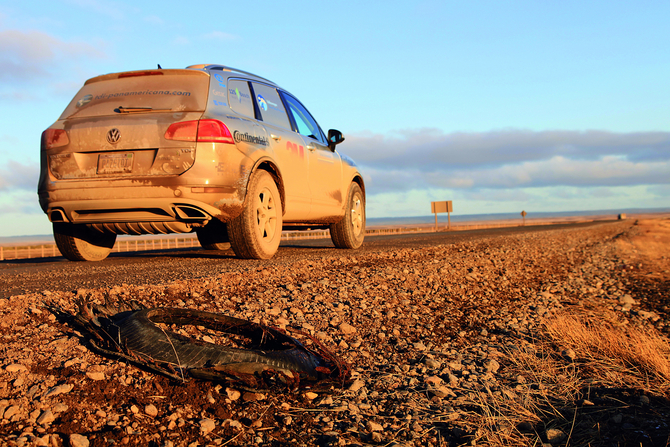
[367,207,670,227]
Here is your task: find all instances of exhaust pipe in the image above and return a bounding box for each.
[173,205,209,220]
[49,209,69,222]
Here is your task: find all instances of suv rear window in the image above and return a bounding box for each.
[60,70,209,119]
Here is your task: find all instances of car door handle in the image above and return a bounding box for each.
[307,145,316,151]
[271,134,281,141]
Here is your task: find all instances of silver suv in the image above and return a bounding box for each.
[38,64,365,261]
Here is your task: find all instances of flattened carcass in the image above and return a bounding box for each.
[74,302,350,390]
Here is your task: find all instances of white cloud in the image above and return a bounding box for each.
[423,156,670,189]
[0,91,37,101]
[0,189,42,215]
[65,0,126,20]
[365,185,668,218]
[0,29,105,82]
[345,129,670,194]
[144,15,164,25]
[346,129,670,169]
[0,159,40,191]
[648,184,670,197]
[172,36,190,46]
[202,31,238,41]
[460,188,533,202]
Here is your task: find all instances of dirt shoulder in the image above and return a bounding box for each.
[614,218,670,277]
[0,219,668,447]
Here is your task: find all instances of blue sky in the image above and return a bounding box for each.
[1,0,669,237]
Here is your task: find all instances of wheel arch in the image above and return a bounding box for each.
[250,158,286,215]
[333,174,366,220]
[351,174,366,200]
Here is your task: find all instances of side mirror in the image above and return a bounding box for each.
[327,129,345,150]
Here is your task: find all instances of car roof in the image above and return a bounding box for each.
[186,64,279,87]
[83,65,280,89]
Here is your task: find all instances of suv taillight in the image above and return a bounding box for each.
[41,129,69,150]
[196,120,235,143]
[164,120,234,144]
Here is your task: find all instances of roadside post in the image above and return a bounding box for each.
[521,210,527,226]
[431,201,453,232]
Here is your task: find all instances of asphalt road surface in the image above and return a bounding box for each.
[0,221,614,298]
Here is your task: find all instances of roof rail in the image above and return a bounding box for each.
[186,64,275,84]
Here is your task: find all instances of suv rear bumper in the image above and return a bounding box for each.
[40,186,245,230]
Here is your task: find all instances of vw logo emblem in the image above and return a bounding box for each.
[107,128,121,144]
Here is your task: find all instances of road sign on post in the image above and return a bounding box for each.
[521,210,527,226]
[431,201,453,232]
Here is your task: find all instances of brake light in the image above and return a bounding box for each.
[164,120,234,144]
[196,120,234,143]
[41,129,69,150]
[118,71,164,78]
[165,121,198,141]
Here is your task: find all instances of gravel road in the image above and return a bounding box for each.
[0,220,668,447]
[1,222,608,298]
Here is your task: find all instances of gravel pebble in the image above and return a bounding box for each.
[339,322,356,335]
[43,384,73,398]
[85,372,105,381]
[546,428,567,443]
[36,410,55,425]
[69,434,90,447]
[145,404,158,417]
[226,388,241,401]
[5,364,28,373]
[199,418,216,435]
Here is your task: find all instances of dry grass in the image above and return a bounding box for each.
[545,314,670,395]
[464,387,544,446]
[462,342,582,446]
[463,314,670,446]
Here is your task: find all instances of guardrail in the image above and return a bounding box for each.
[0,236,201,261]
[0,219,593,262]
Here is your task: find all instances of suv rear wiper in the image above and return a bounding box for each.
[114,106,172,113]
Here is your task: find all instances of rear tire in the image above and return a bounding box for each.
[196,220,231,250]
[330,182,365,249]
[227,170,282,259]
[53,223,117,262]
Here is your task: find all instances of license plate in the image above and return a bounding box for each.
[98,153,134,174]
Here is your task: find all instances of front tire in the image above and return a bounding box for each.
[53,223,117,262]
[330,182,365,249]
[227,170,283,259]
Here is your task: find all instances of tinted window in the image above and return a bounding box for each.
[228,79,254,118]
[281,93,326,144]
[252,83,291,129]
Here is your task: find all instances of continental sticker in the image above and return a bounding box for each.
[233,130,268,146]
